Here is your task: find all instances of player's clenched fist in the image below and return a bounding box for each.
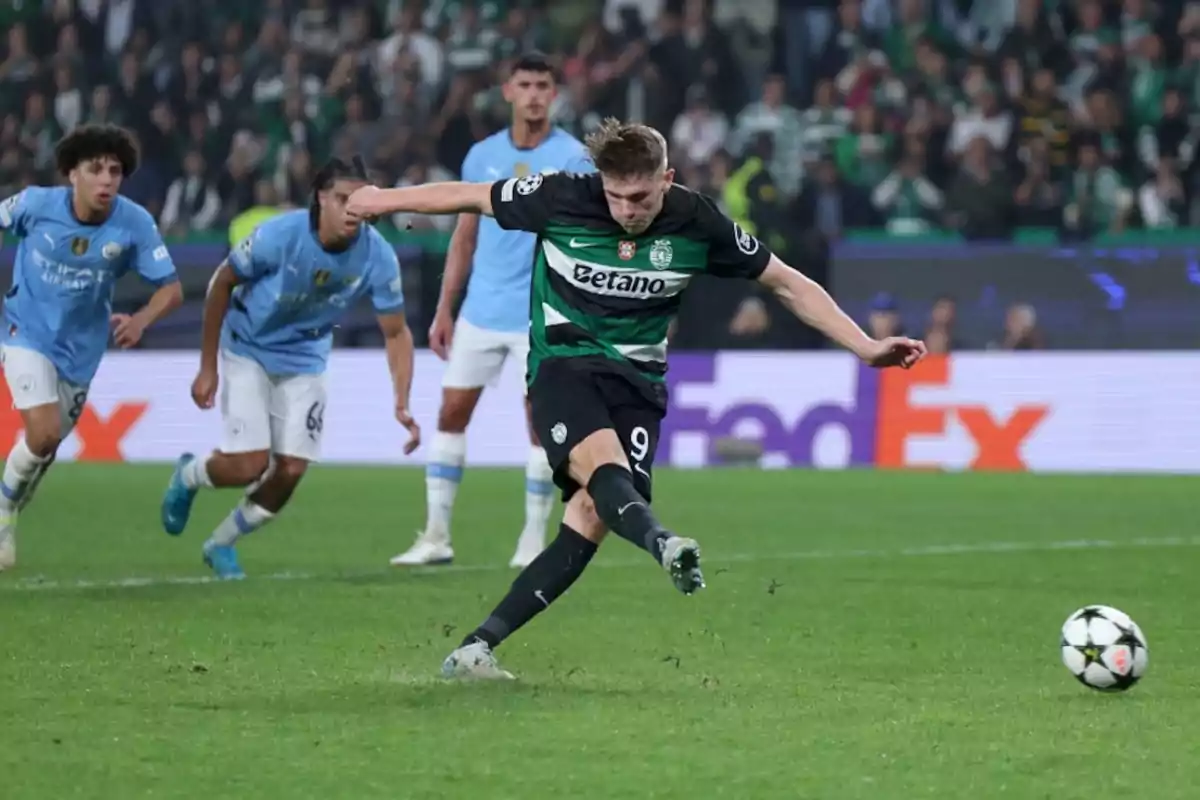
[191,367,218,410]
[110,313,147,348]
[345,185,384,218]
[859,336,928,369]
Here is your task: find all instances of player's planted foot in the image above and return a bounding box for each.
[661,536,705,595]
[162,453,199,536]
[441,640,515,680]
[390,530,454,566]
[202,542,245,581]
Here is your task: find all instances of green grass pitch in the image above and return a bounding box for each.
[1,465,1198,799]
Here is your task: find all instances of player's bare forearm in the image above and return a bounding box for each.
[200,264,238,371]
[756,256,874,359]
[133,280,183,329]
[436,213,480,315]
[350,182,494,218]
[379,311,415,408]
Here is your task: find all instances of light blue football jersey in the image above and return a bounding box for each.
[0,186,179,385]
[458,128,594,332]
[222,210,405,375]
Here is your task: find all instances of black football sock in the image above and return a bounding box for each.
[461,523,598,650]
[586,463,671,562]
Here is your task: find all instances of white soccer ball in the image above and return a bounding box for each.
[1060,605,1148,691]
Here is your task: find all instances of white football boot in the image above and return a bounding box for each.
[661,536,705,595]
[389,529,454,566]
[441,640,515,680]
[0,510,16,571]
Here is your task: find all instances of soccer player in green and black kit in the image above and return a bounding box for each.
[348,119,927,679]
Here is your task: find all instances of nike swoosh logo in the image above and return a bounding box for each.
[617,501,644,515]
[534,590,549,607]
[569,237,598,248]
[633,464,650,479]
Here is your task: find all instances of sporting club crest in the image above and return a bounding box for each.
[649,239,673,269]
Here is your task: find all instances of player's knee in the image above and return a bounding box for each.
[564,491,607,544]
[437,388,481,432]
[228,451,272,485]
[272,456,309,485]
[21,409,63,457]
[23,430,61,459]
[567,429,629,487]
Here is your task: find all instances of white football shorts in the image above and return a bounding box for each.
[219,350,328,461]
[0,344,89,435]
[442,317,529,391]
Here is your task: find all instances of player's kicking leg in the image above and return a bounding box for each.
[442,444,702,680]
[441,367,702,679]
[0,345,84,571]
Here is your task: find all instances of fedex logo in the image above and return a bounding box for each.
[874,357,1050,470]
[661,355,1050,471]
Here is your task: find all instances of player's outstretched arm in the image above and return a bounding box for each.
[378,310,421,455]
[757,256,927,369]
[347,183,494,220]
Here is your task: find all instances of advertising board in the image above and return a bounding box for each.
[1,351,1195,473]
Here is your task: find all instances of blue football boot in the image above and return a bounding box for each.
[202,542,245,581]
[161,452,199,536]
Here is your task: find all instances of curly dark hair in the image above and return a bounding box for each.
[54,124,140,177]
[584,118,667,179]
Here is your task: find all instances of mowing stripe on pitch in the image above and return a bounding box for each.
[3,535,1199,593]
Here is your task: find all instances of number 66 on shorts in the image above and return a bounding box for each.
[219,351,329,461]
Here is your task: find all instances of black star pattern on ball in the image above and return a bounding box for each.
[1062,608,1146,692]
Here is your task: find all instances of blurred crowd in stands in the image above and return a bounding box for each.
[3,0,1197,241]
[3,0,1196,351]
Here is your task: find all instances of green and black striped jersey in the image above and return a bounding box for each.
[489,172,772,386]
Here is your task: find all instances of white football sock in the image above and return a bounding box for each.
[522,446,555,540]
[207,499,275,548]
[0,437,49,512]
[424,431,466,540]
[181,455,214,490]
